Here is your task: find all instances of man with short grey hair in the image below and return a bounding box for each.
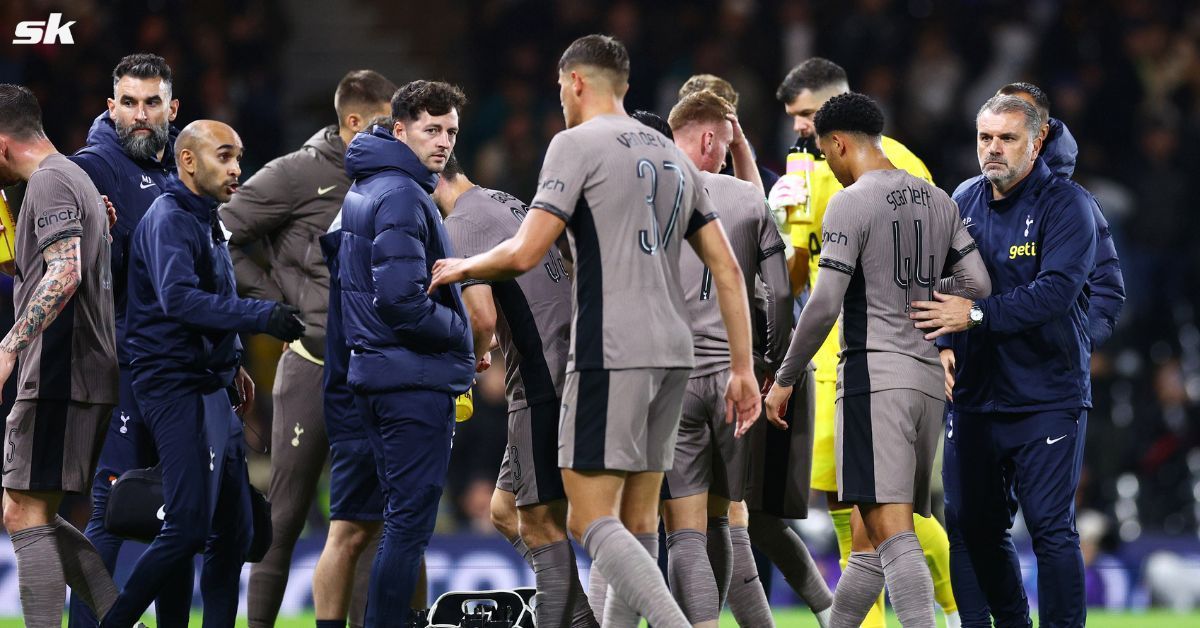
[911,93,1097,628]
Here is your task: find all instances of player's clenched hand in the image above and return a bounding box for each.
[939,348,956,401]
[763,381,791,430]
[725,370,762,438]
[429,257,469,294]
[910,292,972,340]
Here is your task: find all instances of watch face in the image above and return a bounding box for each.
[970,307,983,322]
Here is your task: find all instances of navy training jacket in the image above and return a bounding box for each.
[70,111,179,364]
[125,177,275,411]
[954,118,1125,347]
[337,127,474,396]
[944,158,1096,413]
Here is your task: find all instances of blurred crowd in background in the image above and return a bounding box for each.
[1,0,1198,558]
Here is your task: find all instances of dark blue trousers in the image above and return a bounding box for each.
[944,406,1087,628]
[101,390,253,628]
[70,369,193,628]
[355,389,454,628]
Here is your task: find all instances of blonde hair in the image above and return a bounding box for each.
[668,89,735,132]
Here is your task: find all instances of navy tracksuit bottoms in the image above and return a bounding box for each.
[100,390,253,628]
[70,370,192,628]
[355,389,455,628]
[943,406,1088,628]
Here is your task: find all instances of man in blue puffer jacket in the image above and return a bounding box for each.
[336,81,474,627]
[913,94,1096,628]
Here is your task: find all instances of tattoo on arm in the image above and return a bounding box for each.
[1,237,82,353]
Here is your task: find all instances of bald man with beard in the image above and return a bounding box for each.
[101,121,306,628]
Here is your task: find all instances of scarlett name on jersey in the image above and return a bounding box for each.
[885,184,932,211]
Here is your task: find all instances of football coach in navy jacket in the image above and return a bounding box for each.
[911,94,1096,628]
[336,81,474,627]
[67,53,189,628]
[101,121,305,628]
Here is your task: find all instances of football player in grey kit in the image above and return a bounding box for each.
[436,155,597,628]
[642,93,794,628]
[763,93,991,628]
[429,35,761,628]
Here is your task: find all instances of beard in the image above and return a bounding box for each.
[116,119,170,161]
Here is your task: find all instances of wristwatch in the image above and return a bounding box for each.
[968,302,984,329]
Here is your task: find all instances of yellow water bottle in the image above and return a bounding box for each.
[785,147,815,225]
[455,388,474,422]
[0,190,15,264]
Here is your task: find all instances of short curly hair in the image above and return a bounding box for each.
[813,92,884,137]
[391,80,467,123]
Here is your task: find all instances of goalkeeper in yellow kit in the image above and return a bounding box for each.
[769,58,961,628]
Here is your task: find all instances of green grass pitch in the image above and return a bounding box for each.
[23,608,1200,626]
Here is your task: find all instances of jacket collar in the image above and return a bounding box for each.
[164,176,225,241]
[987,157,1053,212]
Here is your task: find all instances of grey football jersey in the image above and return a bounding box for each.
[818,169,976,399]
[13,153,118,403]
[680,171,787,377]
[530,114,717,371]
[444,187,572,411]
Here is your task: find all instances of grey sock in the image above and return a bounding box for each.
[532,540,590,628]
[727,526,775,628]
[509,534,535,571]
[565,546,599,628]
[53,515,118,618]
[602,532,660,628]
[749,511,834,611]
[707,516,733,608]
[586,559,607,625]
[12,524,66,628]
[582,517,688,628]
[666,528,720,624]
[829,552,884,628]
[878,531,936,628]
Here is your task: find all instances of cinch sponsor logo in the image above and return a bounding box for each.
[822,229,848,246]
[1009,241,1037,259]
[539,178,565,193]
[36,208,80,229]
[12,13,75,45]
